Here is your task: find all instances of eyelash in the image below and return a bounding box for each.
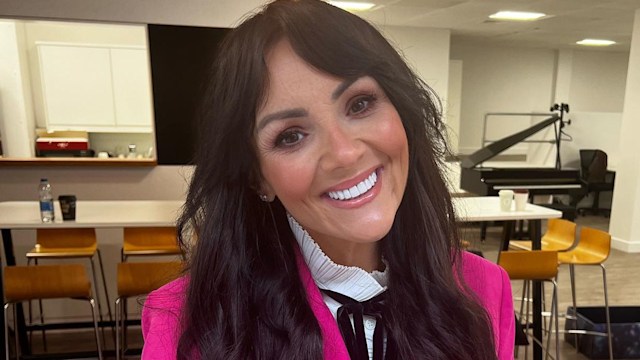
[271,91,379,149]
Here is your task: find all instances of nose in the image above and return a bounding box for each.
[319,122,365,172]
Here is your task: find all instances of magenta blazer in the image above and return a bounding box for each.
[142,251,514,359]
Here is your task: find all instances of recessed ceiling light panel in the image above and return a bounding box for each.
[489,11,546,21]
[328,1,376,12]
[576,39,616,46]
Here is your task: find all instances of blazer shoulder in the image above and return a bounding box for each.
[141,276,189,359]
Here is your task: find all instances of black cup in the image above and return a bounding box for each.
[58,195,77,221]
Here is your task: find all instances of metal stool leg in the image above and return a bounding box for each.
[4,304,11,360]
[569,264,578,351]
[600,264,613,360]
[115,298,122,360]
[89,298,104,360]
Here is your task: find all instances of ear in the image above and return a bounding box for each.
[258,181,276,202]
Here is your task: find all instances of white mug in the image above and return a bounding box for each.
[498,190,514,211]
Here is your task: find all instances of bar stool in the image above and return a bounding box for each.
[3,264,103,360]
[558,226,613,360]
[509,218,577,252]
[121,227,182,262]
[115,261,183,359]
[26,228,112,347]
[498,250,559,360]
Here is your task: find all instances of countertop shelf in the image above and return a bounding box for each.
[0,157,157,167]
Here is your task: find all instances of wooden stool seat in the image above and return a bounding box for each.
[499,250,560,360]
[509,218,576,252]
[26,244,97,258]
[117,262,183,298]
[3,265,103,360]
[122,227,181,261]
[115,261,182,359]
[4,264,91,302]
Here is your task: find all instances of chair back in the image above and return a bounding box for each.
[117,261,183,298]
[542,218,576,251]
[580,149,608,183]
[498,250,558,280]
[3,264,91,302]
[37,228,97,249]
[576,227,611,263]
[123,227,180,252]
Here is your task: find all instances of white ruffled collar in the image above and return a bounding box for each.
[288,214,388,302]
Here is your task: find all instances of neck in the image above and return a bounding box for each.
[309,232,383,272]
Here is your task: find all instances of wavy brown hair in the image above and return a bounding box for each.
[176,0,497,359]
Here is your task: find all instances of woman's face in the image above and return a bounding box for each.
[255,40,409,264]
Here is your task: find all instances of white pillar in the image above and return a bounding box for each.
[0,20,36,158]
[609,8,640,252]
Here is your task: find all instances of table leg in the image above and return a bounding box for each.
[1,228,30,358]
[530,220,543,360]
[500,221,514,251]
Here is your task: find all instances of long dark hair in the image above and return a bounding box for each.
[177,0,497,359]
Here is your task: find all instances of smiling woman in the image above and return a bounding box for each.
[141,1,514,359]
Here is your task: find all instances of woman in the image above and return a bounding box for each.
[142,0,514,359]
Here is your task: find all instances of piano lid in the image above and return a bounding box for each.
[461,114,560,169]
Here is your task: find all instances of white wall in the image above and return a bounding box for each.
[450,43,556,155]
[451,42,630,162]
[570,50,629,112]
[382,26,451,103]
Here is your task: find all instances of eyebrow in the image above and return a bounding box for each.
[257,108,307,131]
[257,77,361,131]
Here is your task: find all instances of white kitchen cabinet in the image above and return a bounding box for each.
[37,43,153,133]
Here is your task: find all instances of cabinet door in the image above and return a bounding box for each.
[38,45,115,128]
[110,48,153,130]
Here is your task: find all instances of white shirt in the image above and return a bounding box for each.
[288,215,388,359]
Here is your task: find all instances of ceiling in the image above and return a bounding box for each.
[356,0,640,52]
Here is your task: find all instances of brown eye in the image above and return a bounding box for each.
[276,130,305,147]
[348,95,376,116]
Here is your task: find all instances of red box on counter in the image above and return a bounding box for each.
[36,137,89,151]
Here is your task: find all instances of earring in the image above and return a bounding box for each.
[259,193,270,202]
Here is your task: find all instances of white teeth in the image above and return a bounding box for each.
[327,171,378,201]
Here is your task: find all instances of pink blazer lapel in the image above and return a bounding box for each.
[295,247,351,360]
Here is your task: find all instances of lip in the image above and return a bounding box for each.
[324,166,380,193]
[323,167,382,209]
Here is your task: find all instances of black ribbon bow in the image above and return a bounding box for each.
[321,289,392,360]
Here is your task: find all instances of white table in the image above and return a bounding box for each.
[0,200,183,359]
[454,196,562,360]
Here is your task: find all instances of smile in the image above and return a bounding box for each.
[327,171,377,200]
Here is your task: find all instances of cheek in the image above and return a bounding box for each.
[261,156,317,202]
[378,114,409,162]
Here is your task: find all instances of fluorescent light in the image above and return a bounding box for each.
[489,11,546,21]
[576,39,616,46]
[328,1,376,11]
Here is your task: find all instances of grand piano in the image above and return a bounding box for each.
[460,113,582,197]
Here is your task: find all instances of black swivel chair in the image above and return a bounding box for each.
[577,149,615,216]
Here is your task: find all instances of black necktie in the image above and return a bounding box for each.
[321,289,392,360]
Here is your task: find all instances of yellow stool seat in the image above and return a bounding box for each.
[498,250,559,360]
[115,261,182,359]
[559,226,613,360]
[122,227,182,260]
[4,264,91,302]
[509,218,577,252]
[26,244,97,258]
[117,261,183,297]
[3,264,103,360]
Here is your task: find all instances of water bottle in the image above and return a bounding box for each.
[39,178,55,222]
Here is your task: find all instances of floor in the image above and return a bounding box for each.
[10,215,640,359]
